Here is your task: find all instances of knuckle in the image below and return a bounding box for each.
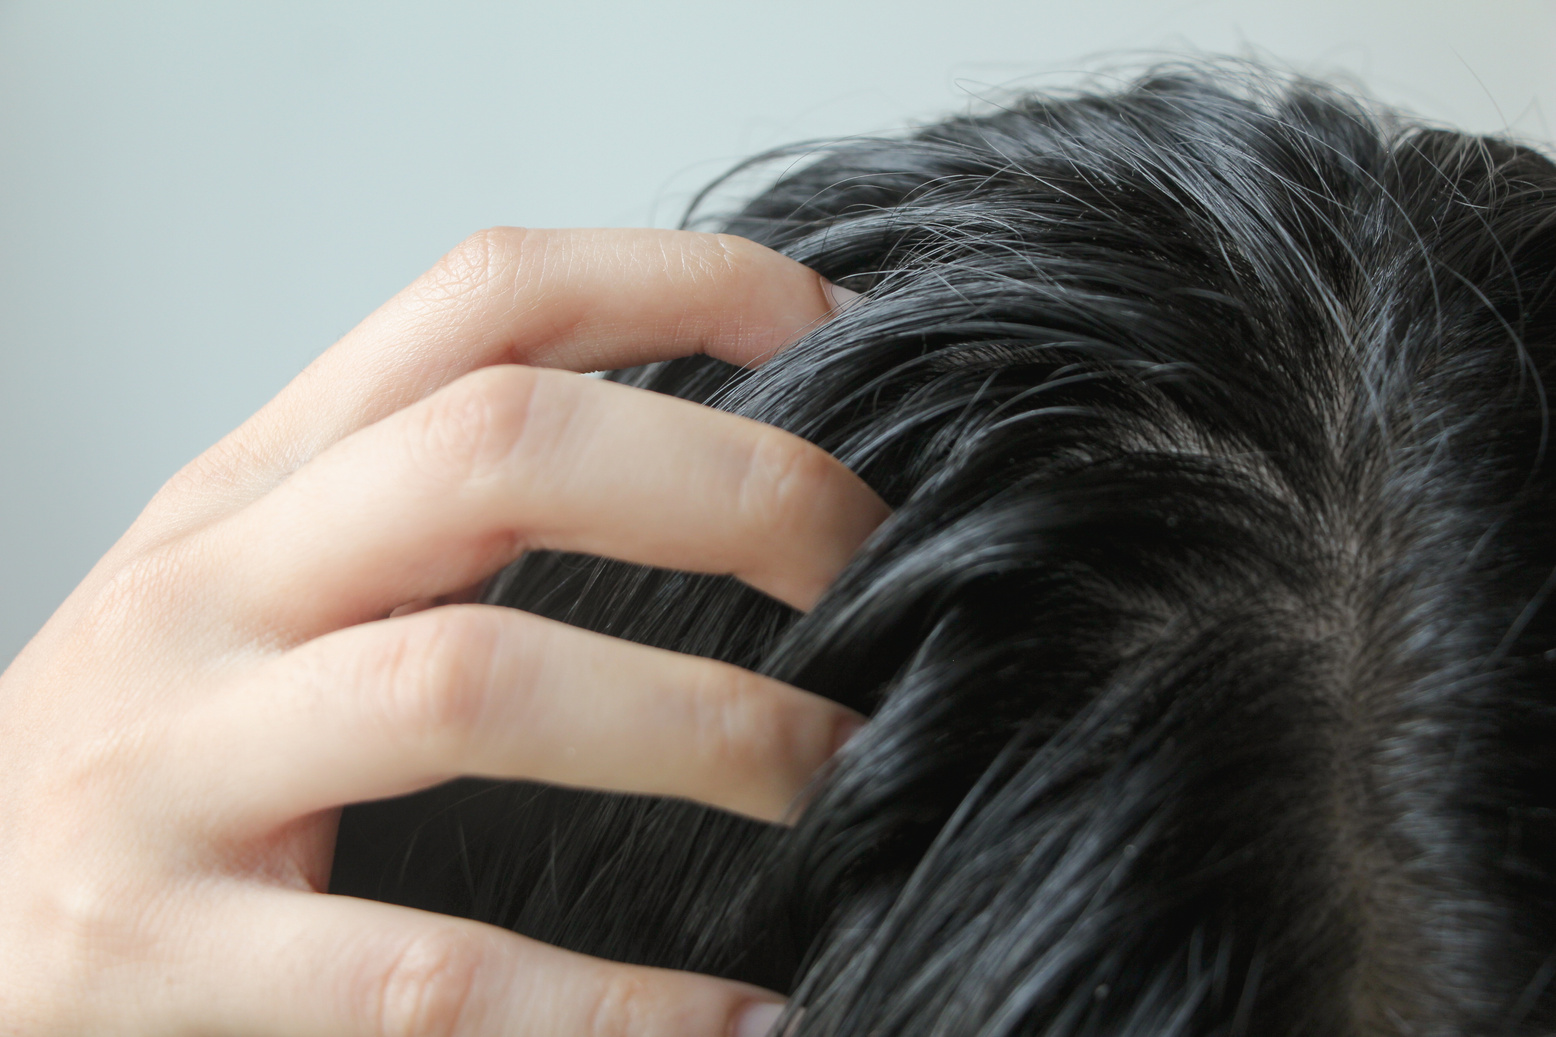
[678,232,768,305]
[21,859,167,1012]
[38,866,128,955]
[586,970,657,1037]
[37,725,151,825]
[686,232,744,282]
[136,434,268,540]
[74,539,204,646]
[675,233,788,356]
[420,226,536,304]
[737,428,832,541]
[407,365,543,485]
[367,929,485,1037]
[370,608,501,749]
[687,668,794,781]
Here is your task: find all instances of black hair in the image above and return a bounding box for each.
[330,64,1556,1035]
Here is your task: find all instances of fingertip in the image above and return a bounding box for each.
[822,279,862,314]
[732,1000,787,1037]
[831,712,867,758]
[799,483,891,610]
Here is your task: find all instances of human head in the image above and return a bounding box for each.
[335,64,1556,1035]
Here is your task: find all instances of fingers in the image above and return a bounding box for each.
[177,887,786,1037]
[211,365,889,630]
[181,605,860,828]
[150,228,846,534]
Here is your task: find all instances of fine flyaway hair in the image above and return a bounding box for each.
[330,63,1556,1035]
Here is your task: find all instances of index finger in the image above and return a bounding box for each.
[148,228,849,532]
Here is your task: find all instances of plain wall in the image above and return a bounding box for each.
[3,1,1554,665]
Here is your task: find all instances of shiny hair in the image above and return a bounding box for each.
[333,65,1556,1036]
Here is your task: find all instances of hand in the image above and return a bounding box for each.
[0,228,887,1036]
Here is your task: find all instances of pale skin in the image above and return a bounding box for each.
[0,228,890,1036]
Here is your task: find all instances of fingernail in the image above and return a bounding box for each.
[831,714,866,757]
[732,1000,786,1037]
[823,279,862,313]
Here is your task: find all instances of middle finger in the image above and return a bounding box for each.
[208,364,889,639]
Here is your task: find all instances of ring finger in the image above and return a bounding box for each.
[180,604,862,829]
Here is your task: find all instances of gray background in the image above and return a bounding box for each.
[3,1,1554,666]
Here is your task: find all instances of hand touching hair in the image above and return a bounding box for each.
[337,65,1556,1037]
